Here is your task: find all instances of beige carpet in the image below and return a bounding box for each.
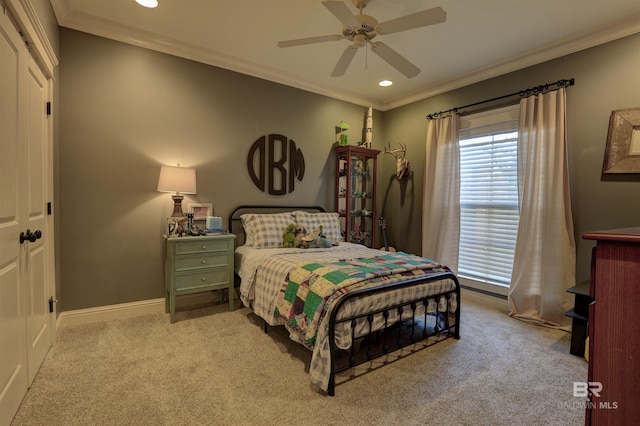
[12,297,587,425]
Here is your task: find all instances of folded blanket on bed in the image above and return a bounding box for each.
[274,252,450,348]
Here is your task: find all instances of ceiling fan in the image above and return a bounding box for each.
[277,0,446,78]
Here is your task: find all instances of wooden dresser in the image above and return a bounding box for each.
[582,227,640,425]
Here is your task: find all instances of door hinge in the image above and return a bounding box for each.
[46,101,51,115]
[49,297,58,313]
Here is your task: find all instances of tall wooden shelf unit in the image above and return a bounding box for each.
[335,146,380,248]
[582,227,640,425]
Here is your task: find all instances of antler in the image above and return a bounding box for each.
[384,140,411,179]
[383,141,406,159]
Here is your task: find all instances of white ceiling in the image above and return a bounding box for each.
[50,0,640,111]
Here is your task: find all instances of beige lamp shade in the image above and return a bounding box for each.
[157,166,196,217]
[157,166,197,194]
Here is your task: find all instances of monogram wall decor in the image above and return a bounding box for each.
[247,134,305,195]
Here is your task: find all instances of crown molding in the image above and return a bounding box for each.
[54,4,640,112]
[382,12,640,111]
[56,9,383,109]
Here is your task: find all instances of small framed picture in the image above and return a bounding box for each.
[167,217,189,237]
[188,203,213,218]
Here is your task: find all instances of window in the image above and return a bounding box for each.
[458,106,520,295]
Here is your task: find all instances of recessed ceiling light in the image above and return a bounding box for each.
[135,0,158,8]
[379,80,393,87]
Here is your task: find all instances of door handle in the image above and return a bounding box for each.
[19,229,42,244]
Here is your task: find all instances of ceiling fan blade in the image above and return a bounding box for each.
[322,1,360,29]
[331,46,358,77]
[376,7,446,35]
[370,42,420,78]
[277,35,343,48]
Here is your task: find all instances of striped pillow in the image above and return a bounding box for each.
[241,212,295,248]
[293,211,342,244]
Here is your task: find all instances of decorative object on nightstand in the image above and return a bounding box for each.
[157,165,197,217]
[335,145,380,247]
[164,233,236,323]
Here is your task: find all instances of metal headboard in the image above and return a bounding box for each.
[229,205,326,247]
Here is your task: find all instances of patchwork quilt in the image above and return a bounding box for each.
[274,252,451,348]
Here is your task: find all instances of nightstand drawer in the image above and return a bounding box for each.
[175,252,230,271]
[175,268,231,291]
[174,239,231,255]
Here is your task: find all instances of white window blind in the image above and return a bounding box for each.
[458,106,519,289]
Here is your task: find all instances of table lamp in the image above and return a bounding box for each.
[157,165,197,217]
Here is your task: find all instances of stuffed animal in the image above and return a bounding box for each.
[299,227,332,249]
[308,235,332,248]
[283,223,297,248]
[294,223,306,247]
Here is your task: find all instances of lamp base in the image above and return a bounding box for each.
[170,194,185,217]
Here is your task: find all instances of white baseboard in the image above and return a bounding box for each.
[461,287,509,313]
[58,298,166,329]
[57,292,227,329]
[56,288,506,329]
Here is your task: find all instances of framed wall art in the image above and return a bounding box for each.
[602,107,640,174]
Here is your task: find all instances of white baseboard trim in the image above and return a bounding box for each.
[461,287,509,313]
[57,291,229,329]
[59,298,166,328]
[57,288,505,329]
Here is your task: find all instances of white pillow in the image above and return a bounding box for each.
[240,212,295,248]
[293,211,342,243]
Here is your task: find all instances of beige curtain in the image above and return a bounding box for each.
[422,114,460,272]
[509,88,576,330]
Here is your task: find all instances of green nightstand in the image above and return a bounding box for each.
[164,233,236,323]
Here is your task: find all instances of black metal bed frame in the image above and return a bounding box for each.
[229,205,461,396]
[326,273,460,395]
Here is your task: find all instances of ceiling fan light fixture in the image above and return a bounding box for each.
[135,0,158,8]
[379,80,393,87]
[279,1,446,78]
[353,34,366,48]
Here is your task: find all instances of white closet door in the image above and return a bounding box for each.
[0,7,54,424]
[25,53,52,385]
[0,8,30,424]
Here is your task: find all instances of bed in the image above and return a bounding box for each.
[230,205,460,395]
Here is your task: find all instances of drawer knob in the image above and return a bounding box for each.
[201,260,207,264]
[202,245,207,249]
[201,277,207,281]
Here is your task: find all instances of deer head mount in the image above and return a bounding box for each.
[384,141,410,179]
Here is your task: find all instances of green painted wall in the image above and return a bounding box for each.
[58,28,377,310]
[58,26,640,311]
[380,34,640,283]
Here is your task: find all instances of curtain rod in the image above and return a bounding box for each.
[425,78,575,120]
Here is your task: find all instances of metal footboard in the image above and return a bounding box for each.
[326,272,461,396]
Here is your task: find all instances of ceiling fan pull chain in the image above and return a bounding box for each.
[365,43,369,69]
